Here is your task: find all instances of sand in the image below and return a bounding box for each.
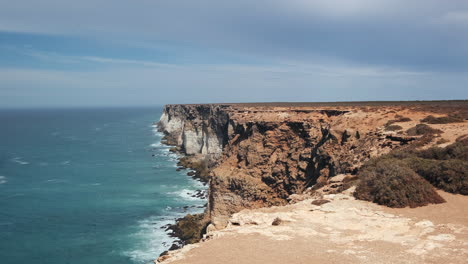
[157,188,468,264]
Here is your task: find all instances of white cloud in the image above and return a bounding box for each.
[441,11,468,26]
[2,51,464,108]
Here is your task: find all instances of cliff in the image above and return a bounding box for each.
[157,101,468,231]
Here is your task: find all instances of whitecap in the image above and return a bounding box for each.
[153,131,164,137]
[169,189,205,201]
[45,179,67,183]
[0,176,7,184]
[122,216,180,263]
[150,142,170,149]
[11,157,29,165]
[61,160,71,165]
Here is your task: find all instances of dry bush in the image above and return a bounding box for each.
[417,142,468,161]
[385,116,412,127]
[311,199,331,206]
[406,124,442,136]
[421,114,464,124]
[385,125,403,131]
[376,142,468,195]
[436,138,449,144]
[271,217,283,226]
[354,159,445,208]
[405,158,468,195]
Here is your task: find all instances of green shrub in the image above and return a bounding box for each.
[404,158,468,195]
[406,124,441,136]
[354,159,445,208]
[374,142,468,195]
[421,115,464,124]
[417,142,468,161]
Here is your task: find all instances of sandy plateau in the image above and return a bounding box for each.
[158,188,467,264]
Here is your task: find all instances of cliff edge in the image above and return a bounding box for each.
[157,101,467,232]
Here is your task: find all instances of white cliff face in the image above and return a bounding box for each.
[202,129,222,155]
[159,111,185,145]
[183,129,204,154]
[158,105,225,157]
[182,127,223,156]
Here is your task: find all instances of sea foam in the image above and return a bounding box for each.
[11,157,29,165]
[123,215,182,263]
[0,176,7,184]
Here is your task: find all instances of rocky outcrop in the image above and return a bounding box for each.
[158,104,229,158]
[157,102,467,230]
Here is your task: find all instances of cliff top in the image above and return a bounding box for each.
[166,100,468,108]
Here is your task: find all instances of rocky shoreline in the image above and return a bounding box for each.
[156,127,211,257]
[155,101,468,263]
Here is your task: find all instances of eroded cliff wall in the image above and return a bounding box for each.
[158,102,466,229]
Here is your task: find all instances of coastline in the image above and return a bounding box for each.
[154,123,210,257]
[154,102,468,263]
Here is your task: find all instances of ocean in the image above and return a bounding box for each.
[0,107,207,264]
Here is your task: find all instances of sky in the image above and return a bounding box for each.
[0,0,467,108]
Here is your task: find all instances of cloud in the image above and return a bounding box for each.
[441,11,468,25]
[0,1,467,107]
[1,51,466,108]
[1,1,467,71]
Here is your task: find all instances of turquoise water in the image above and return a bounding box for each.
[0,108,206,264]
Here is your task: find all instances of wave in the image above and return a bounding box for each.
[126,123,208,263]
[45,179,67,184]
[123,215,181,264]
[150,142,164,148]
[0,176,7,184]
[152,130,164,137]
[11,157,29,165]
[169,189,206,202]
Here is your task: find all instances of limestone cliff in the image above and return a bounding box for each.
[158,102,467,230]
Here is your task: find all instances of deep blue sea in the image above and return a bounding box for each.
[0,107,206,264]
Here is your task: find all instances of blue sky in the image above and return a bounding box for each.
[1,0,467,108]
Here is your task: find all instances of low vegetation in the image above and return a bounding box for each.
[385,124,403,131]
[402,142,468,194]
[406,124,441,136]
[311,199,331,206]
[385,115,411,127]
[354,159,445,208]
[406,158,468,195]
[271,217,283,226]
[421,114,464,124]
[355,141,468,207]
